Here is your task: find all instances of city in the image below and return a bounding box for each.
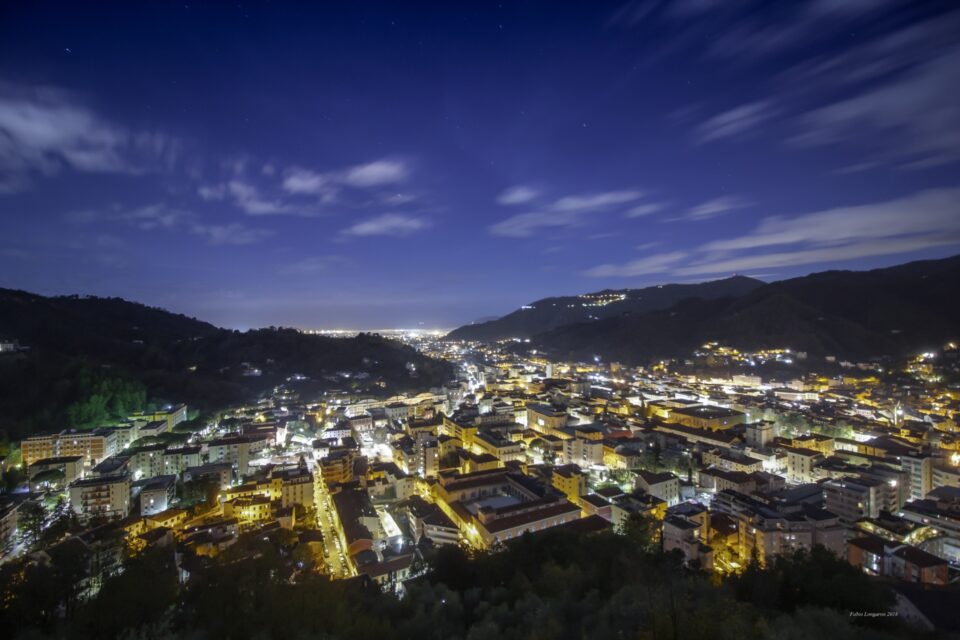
[3,319,960,634]
[2,1,960,639]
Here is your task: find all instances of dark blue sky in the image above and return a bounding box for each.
[1,1,958,329]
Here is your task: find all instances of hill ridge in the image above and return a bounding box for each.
[446,275,764,341]
[529,255,960,363]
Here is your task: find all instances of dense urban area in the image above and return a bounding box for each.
[1,327,959,637]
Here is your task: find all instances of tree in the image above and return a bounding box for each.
[620,511,658,552]
[73,546,178,639]
[39,496,81,548]
[606,468,635,487]
[18,500,45,549]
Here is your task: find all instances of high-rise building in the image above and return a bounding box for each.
[902,455,933,500]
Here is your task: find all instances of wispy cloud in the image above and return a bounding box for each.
[225,180,290,215]
[610,1,958,174]
[677,234,960,276]
[342,159,409,187]
[497,185,540,205]
[583,251,688,277]
[684,196,750,220]
[121,204,187,230]
[281,168,333,197]
[278,255,344,274]
[198,184,227,201]
[68,203,273,246]
[705,1,900,60]
[382,192,417,205]
[488,212,568,238]
[551,190,644,212]
[703,188,960,252]
[195,157,414,220]
[197,179,298,215]
[489,189,645,238]
[190,223,273,245]
[696,100,775,143]
[282,158,410,197]
[625,202,665,218]
[68,204,188,230]
[789,47,960,169]
[341,213,429,237]
[586,187,960,278]
[0,80,180,192]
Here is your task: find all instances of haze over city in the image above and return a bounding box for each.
[2,1,958,328]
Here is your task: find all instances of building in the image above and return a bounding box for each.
[848,535,948,586]
[69,473,131,520]
[635,470,680,507]
[320,448,357,486]
[702,450,764,473]
[526,404,568,438]
[0,500,17,558]
[699,468,756,495]
[91,454,132,478]
[21,429,118,467]
[468,496,580,548]
[663,514,713,570]
[163,445,202,476]
[901,454,933,501]
[791,434,834,456]
[459,450,500,474]
[144,508,189,531]
[551,464,587,505]
[711,489,845,567]
[131,404,187,431]
[58,429,119,466]
[274,463,315,509]
[563,436,604,468]
[610,491,667,533]
[402,495,459,547]
[783,446,822,484]
[667,406,745,431]
[128,444,167,480]
[331,485,382,563]
[21,434,56,466]
[183,463,233,490]
[823,476,889,524]
[359,553,414,592]
[580,494,612,521]
[432,468,581,548]
[652,423,742,449]
[28,456,84,492]
[223,495,273,526]
[933,463,960,490]
[384,402,410,422]
[899,494,960,564]
[207,436,252,476]
[135,475,177,516]
[473,430,524,464]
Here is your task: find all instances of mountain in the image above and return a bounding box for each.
[0,289,454,440]
[446,276,764,341]
[532,256,960,364]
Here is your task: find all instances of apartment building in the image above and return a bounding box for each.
[69,473,131,520]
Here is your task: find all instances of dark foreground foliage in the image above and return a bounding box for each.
[1,524,931,640]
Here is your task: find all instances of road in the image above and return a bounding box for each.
[314,476,354,579]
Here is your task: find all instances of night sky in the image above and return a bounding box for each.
[1,1,958,329]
